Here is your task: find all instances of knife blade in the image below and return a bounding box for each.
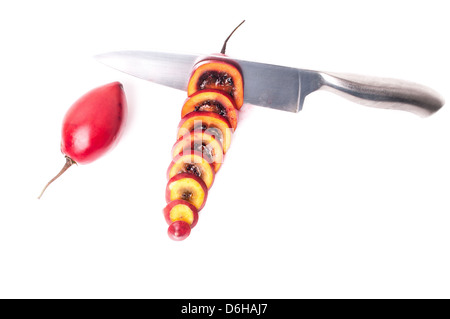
[95,50,444,117]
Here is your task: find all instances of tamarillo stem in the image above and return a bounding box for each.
[38,156,76,199]
[220,20,245,55]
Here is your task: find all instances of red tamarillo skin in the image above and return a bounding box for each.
[38,82,127,199]
[164,21,245,240]
[168,220,191,241]
[61,82,127,164]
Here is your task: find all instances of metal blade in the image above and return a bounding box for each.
[95,50,198,92]
[240,60,321,113]
[95,50,443,116]
[95,50,320,113]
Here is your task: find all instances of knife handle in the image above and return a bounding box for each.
[317,71,444,117]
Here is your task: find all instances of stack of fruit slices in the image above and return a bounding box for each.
[164,56,244,241]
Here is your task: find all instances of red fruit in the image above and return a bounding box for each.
[187,21,245,109]
[163,199,199,228]
[38,82,127,198]
[167,150,216,189]
[171,130,224,172]
[61,82,127,164]
[177,111,232,153]
[181,90,239,131]
[187,60,244,110]
[168,220,191,241]
[165,173,208,211]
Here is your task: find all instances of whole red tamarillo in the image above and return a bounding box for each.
[38,82,127,199]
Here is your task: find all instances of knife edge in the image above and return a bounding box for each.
[95,50,444,116]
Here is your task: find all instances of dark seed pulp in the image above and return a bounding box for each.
[194,100,227,117]
[183,164,202,177]
[192,142,214,163]
[181,191,193,201]
[191,126,223,145]
[198,71,234,97]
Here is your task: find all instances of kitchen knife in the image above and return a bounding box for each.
[95,50,444,117]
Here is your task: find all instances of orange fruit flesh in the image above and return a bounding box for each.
[170,204,195,225]
[172,132,224,172]
[181,90,238,130]
[168,177,206,210]
[188,60,244,109]
[177,112,232,153]
[168,152,215,189]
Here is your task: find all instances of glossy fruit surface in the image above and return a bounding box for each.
[168,220,191,241]
[187,60,244,109]
[163,199,199,228]
[181,89,238,130]
[177,111,232,153]
[61,82,127,164]
[38,82,127,199]
[165,173,208,211]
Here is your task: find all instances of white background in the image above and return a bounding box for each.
[0,0,449,298]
